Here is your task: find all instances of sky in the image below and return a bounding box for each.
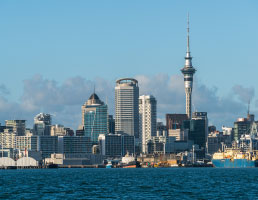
[0,1,257,130]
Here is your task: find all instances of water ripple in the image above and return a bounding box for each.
[1,168,258,199]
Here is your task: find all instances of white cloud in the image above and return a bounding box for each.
[0,74,255,130]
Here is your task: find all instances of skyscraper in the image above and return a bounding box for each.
[84,93,108,143]
[139,95,157,154]
[115,78,139,138]
[33,113,52,136]
[5,120,26,136]
[181,15,196,119]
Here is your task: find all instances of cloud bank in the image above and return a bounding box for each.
[0,74,255,130]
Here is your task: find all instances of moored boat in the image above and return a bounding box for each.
[120,153,141,168]
[212,148,258,168]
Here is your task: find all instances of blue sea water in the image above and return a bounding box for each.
[0,168,258,199]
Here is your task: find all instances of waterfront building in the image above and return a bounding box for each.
[115,78,139,138]
[45,153,104,166]
[139,95,157,154]
[58,136,92,154]
[16,135,40,151]
[5,120,26,136]
[40,136,58,158]
[180,16,196,119]
[98,133,135,157]
[84,93,108,143]
[33,113,52,136]
[184,112,208,158]
[147,136,175,154]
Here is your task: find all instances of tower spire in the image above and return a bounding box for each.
[187,13,190,55]
[181,14,196,119]
[185,13,192,68]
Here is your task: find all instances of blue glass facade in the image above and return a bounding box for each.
[84,104,108,143]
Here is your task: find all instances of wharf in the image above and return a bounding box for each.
[58,164,105,168]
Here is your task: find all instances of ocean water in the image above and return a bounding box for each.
[1,168,258,199]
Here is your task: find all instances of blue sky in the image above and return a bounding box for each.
[0,1,257,129]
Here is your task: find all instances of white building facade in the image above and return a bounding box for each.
[139,95,157,154]
[115,78,139,138]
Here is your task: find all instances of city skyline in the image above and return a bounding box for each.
[0,1,257,129]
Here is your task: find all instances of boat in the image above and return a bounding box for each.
[212,148,258,168]
[120,153,141,168]
[106,161,113,168]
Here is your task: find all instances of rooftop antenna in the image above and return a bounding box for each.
[93,84,95,94]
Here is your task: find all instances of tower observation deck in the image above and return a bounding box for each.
[181,15,196,119]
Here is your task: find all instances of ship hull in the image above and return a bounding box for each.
[212,159,258,168]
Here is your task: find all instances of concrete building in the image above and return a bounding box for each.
[180,16,196,119]
[33,113,51,136]
[0,129,16,149]
[5,120,26,136]
[115,78,139,138]
[139,95,157,154]
[50,124,74,136]
[16,135,40,151]
[45,153,103,166]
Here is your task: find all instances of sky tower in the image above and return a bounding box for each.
[181,15,196,119]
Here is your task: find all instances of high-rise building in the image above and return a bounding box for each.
[0,129,16,149]
[115,78,139,138]
[181,16,196,119]
[234,118,251,141]
[166,114,188,130]
[33,113,52,136]
[139,95,157,154]
[84,93,108,143]
[184,112,208,158]
[5,120,26,136]
[108,115,115,134]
